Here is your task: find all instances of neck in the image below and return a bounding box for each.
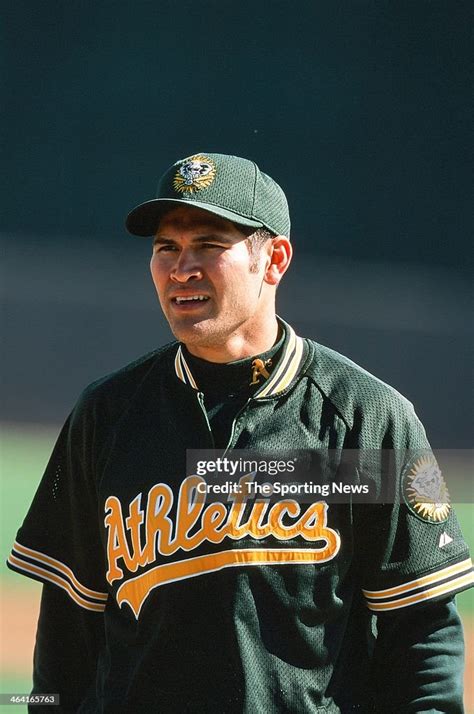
[184,316,280,363]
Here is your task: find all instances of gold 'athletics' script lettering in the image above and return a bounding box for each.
[104,476,341,618]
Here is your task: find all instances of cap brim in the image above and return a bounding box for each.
[126,198,264,237]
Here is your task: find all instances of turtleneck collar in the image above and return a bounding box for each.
[174,317,306,400]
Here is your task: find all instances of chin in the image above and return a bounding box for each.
[169,319,213,345]
[170,318,231,348]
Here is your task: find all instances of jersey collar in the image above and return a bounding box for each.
[174,318,305,399]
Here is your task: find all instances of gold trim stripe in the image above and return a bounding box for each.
[256,326,296,398]
[256,327,305,399]
[174,346,198,389]
[8,554,107,612]
[117,546,339,619]
[174,348,185,383]
[362,558,472,600]
[270,335,305,396]
[12,541,108,601]
[366,571,474,612]
[179,350,199,390]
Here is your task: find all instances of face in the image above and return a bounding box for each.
[150,206,274,356]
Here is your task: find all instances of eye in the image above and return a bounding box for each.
[154,244,178,253]
[200,242,225,250]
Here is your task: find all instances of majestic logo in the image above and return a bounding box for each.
[439,531,453,548]
[104,475,341,618]
[403,454,450,523]
[173,155,216,194]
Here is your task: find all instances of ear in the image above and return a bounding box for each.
[263,236,293,286]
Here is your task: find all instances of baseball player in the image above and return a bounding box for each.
[8,153,473,713]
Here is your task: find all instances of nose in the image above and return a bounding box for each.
[170,249,203,283]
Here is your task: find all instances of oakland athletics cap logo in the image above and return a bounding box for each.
[403,454,450,523]
[173,155,216,194]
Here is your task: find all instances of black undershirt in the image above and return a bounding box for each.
[182,329,285,448]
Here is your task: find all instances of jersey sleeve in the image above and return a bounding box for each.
[6,394,109,613]
[372,596,465,712]
[354,407,473,615]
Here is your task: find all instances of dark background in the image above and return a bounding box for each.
[2,0,473,446]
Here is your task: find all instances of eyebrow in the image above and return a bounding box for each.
[153,233,237,246]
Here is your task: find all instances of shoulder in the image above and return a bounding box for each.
[72,341,178,423]
[303,338,418,434]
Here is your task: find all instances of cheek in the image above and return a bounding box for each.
[150,257,163,284]
[213,252,254,287]
[219,270,262,306]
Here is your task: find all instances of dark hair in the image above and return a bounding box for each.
[233,225,274,272]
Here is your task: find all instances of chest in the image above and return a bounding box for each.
[96,381,353,620]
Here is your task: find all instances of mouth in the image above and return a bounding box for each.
[171,295,210,307]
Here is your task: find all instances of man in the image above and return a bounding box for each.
[8,152,473,712]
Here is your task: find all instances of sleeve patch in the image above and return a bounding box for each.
[402,454,451,523]
[362,557,474,612]
[7,541,108,613]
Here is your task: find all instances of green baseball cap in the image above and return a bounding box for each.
[125,152,291,237]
